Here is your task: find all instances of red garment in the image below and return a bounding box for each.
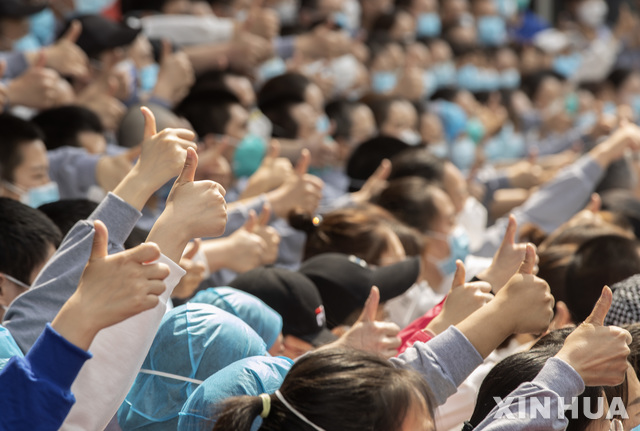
[396,297,446,355]
[103,0,122,21]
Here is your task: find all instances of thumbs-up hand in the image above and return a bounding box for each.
[477,215,534,294]
[491,244,554,335]
[240,140,295,200]
[52,220,170,350]
[42,20,89,79]
[173,239,206,300]
[426,261,493,335]
[555,286,632,386]
[151,41,195,105]
[245,0,280,40]
[267,149,324,219]
[6,54,67,109]
[149,147,228,262]
[351,159,391,205]
[132,106,198,193]
[252,203,281,265]
[333,286,402,359]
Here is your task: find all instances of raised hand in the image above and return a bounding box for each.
[426,261,493,335]
[6,53,68,109]
[492,244,554,335]
[332,286,402,359]
[76,76,127,131]
[555,286,632,386]
[252,203,281,265]
[267,149,324,218]
[477,215,533,293]
[148,147,227,262]
[42,20,89,79]
[240,140,294,200]
[351,159,391,205]
[152,41,195,105]
[51,220,170,350]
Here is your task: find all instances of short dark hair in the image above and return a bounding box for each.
[257,73,310,113]
[0,198,62,284]
[565,234,640,323]
[389,148,446,182]
[32,106,104,151]
[262,100,302,139]
[372,177,442,233]
[174,90,241,137]
[325,99,357,141]
[0,113,44,182]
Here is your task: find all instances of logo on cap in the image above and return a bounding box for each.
[315,305,326,327]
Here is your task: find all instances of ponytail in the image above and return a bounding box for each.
[212,395,266,431]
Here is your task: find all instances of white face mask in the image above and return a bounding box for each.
[577,0,608,28]
[399,129,422,146]
[457,196,488,252]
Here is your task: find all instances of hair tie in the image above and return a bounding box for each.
[259,393,271,418]
[312,215,323,227]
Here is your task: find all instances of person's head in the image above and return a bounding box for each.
[32,106,106,154]
[290,206,406,266]
[346,135,410,191]
[522,70,567,111]
[189,70,257,109]
[228,267,337,359]
[0,198,61,309]
[212,348,435,431]
[605,69,640,107]
[0,0,44,50]
[468,345,607,431]
[368,97,420,144]
[325,100,376,161]
[0,114,58,207]
[440,0,470,26]
[370,10,416,45]
[565,235,640,323]
[264,99,319,140]
[258,73,325,117]
[176,90,248,140]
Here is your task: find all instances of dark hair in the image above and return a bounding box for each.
[389,148,446,182]
[257,73,310,113]
[367,96,405,129]
[469,346,605,431]
[601,189,640,239]
[565,235,640,323]
[372,177,443,233]
[346,135,410,191]
[606,69,635,91]
[174,90,241,137]
[289,206,397,265]
[262,100,303,139]
[325,99,357,141]
[521,70,565,102]
[0,198,62,284]
[32,106,104,151]
[0,114,44,182]
[38,199,149,250]
[212,348,435,431]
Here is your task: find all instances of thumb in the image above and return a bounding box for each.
[527,147,538,166]
[517,243,536,275]
[161,39,172,64]
[501,214,517,248]
[584,286,613,326]
[62,20,82,44]
[89,220,109,261]
[451,260,466,290]
[141,106,157,139]
[258,202,271,226]
[183,238,201,260]
[263,139,280,165]
[295,148,311,176]
[33,50,47,69]
[356,286,380,324]
[176,147,198,184]
[244,210,258,232]
[585,193,601,213]
[0,60,6,79]
[368,159,392,184]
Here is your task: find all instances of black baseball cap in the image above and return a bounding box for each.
[299,253,421,328]
[58,14,141,59]
[0,0,47,18]
[228,267,337,347]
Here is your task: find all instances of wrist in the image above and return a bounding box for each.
[201,237,234,272]
[147,213,190,263]
[52,297,100,351]
[112,165,154,211]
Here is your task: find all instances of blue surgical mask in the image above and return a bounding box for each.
[496,0,518,18]
[422,70,438,99]
[11,34,41,52]
[256,57,287,84]
[477,15,507,46]
[29,9,56,46]
[429,227,471,276]
[333,11,350,30]
[575,110,598,131]
[466,118,486,144]
[416,13,441,38]
[434,100,468,142]
[603,101,618,116]
[3,181,60,208]
[371,71,398,94]
[74,0,115,14]
[482,68,501,92]
[457,64,484,92]
[553,53,582,78]
[138,63,159,92]
[233,134,267,178]
[450,136,477,171]
[500,68,521,89]
[431,61,457,89]
[316,115,331,134]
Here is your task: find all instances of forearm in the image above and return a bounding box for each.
[146,216,190,264]
[454,302,511,359]
[61,255,185,431]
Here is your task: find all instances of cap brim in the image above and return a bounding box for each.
[298,327,338,347]
[372,256,421,302]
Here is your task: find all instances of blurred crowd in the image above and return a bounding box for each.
[4,0,640,430]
